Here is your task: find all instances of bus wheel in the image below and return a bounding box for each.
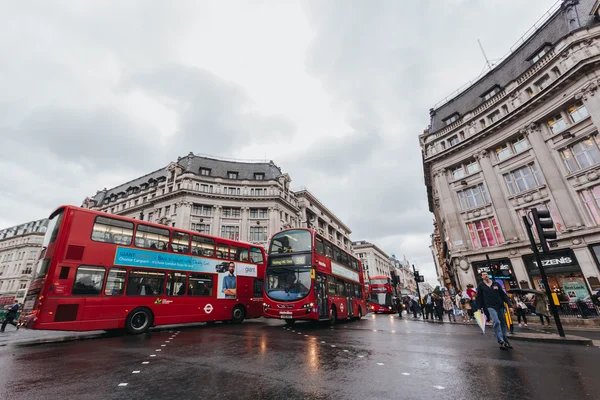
[329,307,337,325]
[284,319,295,326]
[126,307,153,334]
[232,305,246,324]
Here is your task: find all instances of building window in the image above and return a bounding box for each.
[254,173,264,180]
[443,113,459,126]
[580,185,600,226]
[482,86,501,102]
[547,114,567,134]
[467,218,503,249]
[224,187,240,195]
[561,137,600,173]
[504,164,545,195]
[192,204,212,216]
[452,160,480,180]
[535,74,550,91]
[249,226,268,242]
[222,207,241,218]
[250,188,266,196]
[457,184,490,210]
[531,46,549,63]
[200,168,211,176]
[191,223,211,234]
[200,184,213,193]
[221,225,240,241]
[227,171,238,179]
[495,136,530,161]
[568,103,589,124]
[250,208,268,219]
[488,110,501,124]
[448,136,460,146]
[165,206,170,215]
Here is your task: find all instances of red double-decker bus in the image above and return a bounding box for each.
[19,205,266,334]
[368,276,395,313]
[263,228,367,325]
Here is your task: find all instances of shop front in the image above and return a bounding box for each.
[522,249,592,303]
[471,258,519,291]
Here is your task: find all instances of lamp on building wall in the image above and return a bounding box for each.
[562,131,574,139]
[256,221,261,225]
[460,180,468,186]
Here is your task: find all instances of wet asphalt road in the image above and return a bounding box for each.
[0,314,599,400]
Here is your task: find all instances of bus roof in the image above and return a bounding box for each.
[369,276,391,280]
[272,227,356,260]
[50,205,264,249]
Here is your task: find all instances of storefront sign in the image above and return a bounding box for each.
[523,249,579,275]
[562,278,588,301]
[471,258,518,289]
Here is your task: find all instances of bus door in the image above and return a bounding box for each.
[345,282,354,318]
[316,273,328,320]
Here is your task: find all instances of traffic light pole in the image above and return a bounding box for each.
[522,215,565,338]
[412,264,422,311]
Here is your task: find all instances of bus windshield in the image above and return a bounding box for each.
[36,210,64,278]
[269,230,312,254]
[370,279,389,285]
[266,267,311,301]
[370,293,393,306]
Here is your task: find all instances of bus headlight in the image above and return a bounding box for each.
[301,303,314,309]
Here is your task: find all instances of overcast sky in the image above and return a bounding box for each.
[1,0,559,284]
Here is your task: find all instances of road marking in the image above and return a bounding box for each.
[321,341,326,343]
[156,349,162,352]
[343,350,349,352]
[433,386,445,390]
[161,344,166,347]
[150,355,156,357]
[304,335,309,337]
[118,383,128,387]
[402,373,410,376]
[331,345,336,348]
[358,355,364,358]
[165,340,170,343]
[298,333,302,335]
[142,362,149,365]
[377,363,384,366]
[132,371,140,374]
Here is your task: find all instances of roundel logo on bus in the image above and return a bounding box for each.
[204,304,213,314]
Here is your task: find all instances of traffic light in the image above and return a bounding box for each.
[532,208,557,253]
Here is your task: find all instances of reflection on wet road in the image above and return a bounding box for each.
[0,314,599,399]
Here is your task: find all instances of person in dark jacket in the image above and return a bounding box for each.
[1,301,20,332]
[476,272,513,349]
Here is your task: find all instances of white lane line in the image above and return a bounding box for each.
[377,363,384,366]
[358,355,364,358]
[132,371,140,374]
[331,345,336,348]
[402,372,410,376]
[155,349,162,352]
[118,383,128,387]
[161,344,166,347]
[304,335,309,337]
[433,386,445,390]
[142,362,150,365]
[165,341,170,343]
[150,354,156,357]
[343,350,349,352]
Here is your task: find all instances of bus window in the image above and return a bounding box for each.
[126,270,165,296]
[72,266,106,295]
[354,284,362,299]
[327,280,337,296]
[91,216,134,245]
[250,247,264,264]
[104,268,126,296]
[166,272,187,296]
[216,243,229,259]
[315,236,325,255]
[341,252,349,266]
[345,282,353,298]
[336,279,346,296]
[171,231,190,254]
[192,235,214,257]
[254,279,264,297]
[269,230,312,254]
[350,258,358,271]
[324,242,333,259]
[230,245,249,262]
[188,273,213,296]
[333,247,342,263]
[135,225,170,251]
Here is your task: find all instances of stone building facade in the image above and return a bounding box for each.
[83,153,352,250]
[351,240,394,282]
[420,0,600,301]
[389,255,418,296]
[0,219,48,303]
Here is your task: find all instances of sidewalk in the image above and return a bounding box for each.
[0,327,105,347]
[406,315,596,346]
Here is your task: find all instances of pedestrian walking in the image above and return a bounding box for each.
[1,301,20,333]
[476,271,513,350]
[513,295,528,327]
[424,294,434,320]
[433,294,444,321]
[443,292,456,322]
[394,296,403,319]
[533,294,551,327]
